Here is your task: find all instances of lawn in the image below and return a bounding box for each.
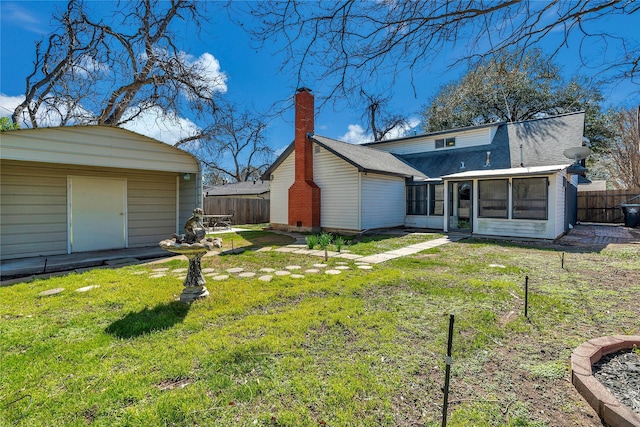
[1,231,639,426]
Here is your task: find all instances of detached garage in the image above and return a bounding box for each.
[0,125,201,260]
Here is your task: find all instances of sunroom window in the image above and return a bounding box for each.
[478,179,508,218]
[512,177,548,220]
[429,183,444,216]
[406,185,427,215]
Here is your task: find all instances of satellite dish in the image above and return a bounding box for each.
[563,146,591,162]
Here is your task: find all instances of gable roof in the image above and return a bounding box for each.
[204,180,269,196]
[398,111,585,177]
[1,125,200,173]
[311,135,427,179]
[262,135,428,180]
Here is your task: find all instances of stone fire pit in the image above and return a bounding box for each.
[571,335,640,427]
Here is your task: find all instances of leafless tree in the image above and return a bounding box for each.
[237,1,639,102]
[360,90,408,141]
[192,104,274,183]
[592,107,640,189]
[12,0,224,138]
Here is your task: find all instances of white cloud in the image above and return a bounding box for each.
[0,93,24,118]
[1,93,199,146]
[385,117,421,139]
[119,106,201,145]
[339,124,370,144]
[193,52,228,95]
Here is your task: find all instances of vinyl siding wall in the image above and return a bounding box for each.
[313,147,361,231]
[269,153,295,226]
[370,127,496,155]
[1,159,180,259]
[361,175,406,229]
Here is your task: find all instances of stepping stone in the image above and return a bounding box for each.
[76,285,99,293]
[226,267,244,273]
[336,262,348,265]
[152,268,169,272]
[212,275,229,281]
[313,263,328,268]
[149,273,166,278]
[274,247,297,253]
[285,265,301,270]
[258,275,273,282]
[172,268,188,273]
[202,268,216,273]
[39,288,65,296]
[260,268,275,272]
[325,270,342,275]
[132,271,147,275]
[355,262,370,266]
[177,276,186,280]
[256,247,272,252]
[275,270,291,276]
[489,264,506,268]
[335,266,350,270]
[238,272,256,278]
[290,274,305,279]
[357,265,373,270]
[305,269,320,273]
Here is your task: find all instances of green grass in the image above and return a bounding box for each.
[1,233,639,426]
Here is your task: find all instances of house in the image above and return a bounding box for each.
[204,180,270,199]
[0,125,202,260]
[263,88,588,240]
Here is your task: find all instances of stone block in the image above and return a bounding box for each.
[602,402,640,427]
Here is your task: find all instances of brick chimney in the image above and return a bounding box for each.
[288,88,321,232]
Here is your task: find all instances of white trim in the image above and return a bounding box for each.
[442,164,571,180]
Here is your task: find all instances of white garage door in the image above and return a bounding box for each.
[69,176,127,252]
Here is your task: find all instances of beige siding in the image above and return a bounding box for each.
[1,159,180,259]
[361,175,406,229]
[313,147,361,231]
[371,126,496,155]
[1,126,199,173]
[269,153,295,226]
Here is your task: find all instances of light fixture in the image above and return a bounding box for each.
[183,173,191,180]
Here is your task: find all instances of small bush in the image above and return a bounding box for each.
[306,234,319,249]
[318,232,332,249]
[334,235,345,252]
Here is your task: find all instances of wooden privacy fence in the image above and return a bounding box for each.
[577,189,640,223]
[203,197,270,225]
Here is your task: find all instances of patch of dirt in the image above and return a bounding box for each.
[156,377,193,391]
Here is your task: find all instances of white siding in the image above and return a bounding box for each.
[405,215,445,230]
[1,126,199,173]
[361,175,406,229]
[313,147,361,231]
[269,153,295,226]
[371,127,496,155]
[1,159,179,259]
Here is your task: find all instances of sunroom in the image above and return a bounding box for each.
[404,165,574,240]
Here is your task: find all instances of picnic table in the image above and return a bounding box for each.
[202,211,234,230]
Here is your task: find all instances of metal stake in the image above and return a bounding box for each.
[524,275,529,319]
[442,314,455,427]
[561,252,565,269]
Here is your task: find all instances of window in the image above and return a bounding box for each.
[435,137,455,149]
[478,179,508,218]
[429,183,444,216]
[406,185,427,215]
[512,177,548,219]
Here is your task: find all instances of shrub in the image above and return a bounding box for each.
[306,234,319,249]
[334,235,345,252]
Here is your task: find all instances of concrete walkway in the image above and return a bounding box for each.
[268,230,468,264]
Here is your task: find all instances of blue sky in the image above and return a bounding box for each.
[1,1,638,159]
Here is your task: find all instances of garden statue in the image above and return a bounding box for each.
[160,208,222,303]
